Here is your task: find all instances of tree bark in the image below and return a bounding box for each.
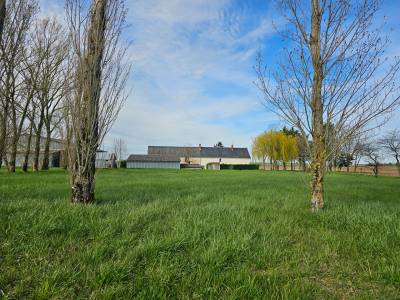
[22,124,34,172]
[41,124,51,170]
[0,102,7,169]
[0,0,5,42]
[373,164,379,177]
[395,155,400,176]
[8,105,18,172]
[310,0,325,212]
[32,109,45,171]
[8,137,17,172]
[71,159,96,203]
[71,0,107,204]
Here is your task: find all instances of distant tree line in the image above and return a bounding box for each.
[252,126,400,178]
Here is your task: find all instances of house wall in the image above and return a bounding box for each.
[180,157,201,164]
[127,161,180,169]
[179,156,250,166]
[199,157,251,166]
[5,153,59,168]
[3,151,108,169]
[18,135,64,152]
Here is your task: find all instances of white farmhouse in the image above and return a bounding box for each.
[127,144,251,169]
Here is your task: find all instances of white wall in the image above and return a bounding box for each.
[127,161,180,169]
[199,157,250,166]
[7,153,58,168]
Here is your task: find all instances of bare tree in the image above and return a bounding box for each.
[256,0,400,211]
[66,0,130,203]
[0,0,37,172]
[0,0,5,166]
[341,133,366,172]
[32,18,70,171]
[22,104,35,171]
[352,141,366,172]
[379,130,400,175]
[113,137,127,167]
[363,141,381,177]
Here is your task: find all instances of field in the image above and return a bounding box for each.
[1,169,400,299]
[337,165,400,177]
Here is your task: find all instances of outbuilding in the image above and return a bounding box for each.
[126,154,180,169]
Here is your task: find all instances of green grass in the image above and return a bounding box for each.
[1,169,399,299]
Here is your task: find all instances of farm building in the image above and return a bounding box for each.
[126,154,180,169]
[1,134,112,169]
[127,144,251,169]
[2,135,64,168]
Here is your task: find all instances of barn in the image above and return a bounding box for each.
[126,154,180,169]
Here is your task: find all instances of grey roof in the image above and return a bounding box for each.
[127,154,180,162]
[148,146,250,159]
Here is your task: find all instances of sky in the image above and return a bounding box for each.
[39,0,400,155]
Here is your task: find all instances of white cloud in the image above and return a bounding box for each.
[35,0,285,155]
[105,0,280,154]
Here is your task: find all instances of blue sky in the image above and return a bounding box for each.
[39,0,400,154]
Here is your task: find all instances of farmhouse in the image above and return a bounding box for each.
[127,144,251,169]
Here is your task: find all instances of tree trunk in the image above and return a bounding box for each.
[8,109,18,172]
[310,0,325,212]
[8,137,17,172]
[0,105,7,169]
[22,125,34,172]
[395,155,400,176]
[0,0,5,42]
[71,0,107,203]
[71,155,96,204]
[373,164,379,177]
[33,111,44,171]
[41,125,51,170]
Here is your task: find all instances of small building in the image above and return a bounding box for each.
[126,154,180,169]
[95,150,109,169]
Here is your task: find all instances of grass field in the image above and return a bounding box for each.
[1,169,400,299]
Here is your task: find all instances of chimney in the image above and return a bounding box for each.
[231,144,234,151]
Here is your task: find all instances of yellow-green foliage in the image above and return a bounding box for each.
[252,130,299,163]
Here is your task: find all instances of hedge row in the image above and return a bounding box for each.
[220,164,259,170]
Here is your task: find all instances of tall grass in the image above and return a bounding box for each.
[1,169,399,298]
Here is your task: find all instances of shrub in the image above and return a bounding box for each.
[120,160,127,168]
[220,164,259,170]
